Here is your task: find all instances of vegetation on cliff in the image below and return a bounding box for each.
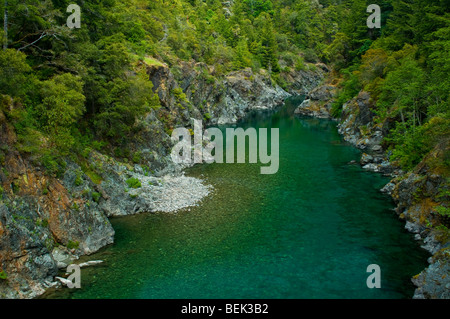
[0,0,334,173]
[0,0,449,298]
[323,0,449,239]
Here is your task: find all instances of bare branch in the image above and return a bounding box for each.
[18,31,47,51]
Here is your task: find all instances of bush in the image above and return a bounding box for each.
[0,269,7,280]
[92,192,101,203]
[303,48,319,63]
[172,88,188,103]
[132,151,142,164]
[126,177,141,189]
[74,173,83,187]
[67,240,80,250]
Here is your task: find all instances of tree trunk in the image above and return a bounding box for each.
[3,0,7,50]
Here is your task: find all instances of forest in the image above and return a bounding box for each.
[0,0,449,212]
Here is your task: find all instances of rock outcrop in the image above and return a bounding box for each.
[147,60,324,127]
[0,102,114,299]
[294,84,337,118]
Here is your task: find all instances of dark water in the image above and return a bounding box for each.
[45,96,429,299]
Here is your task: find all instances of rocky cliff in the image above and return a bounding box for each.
[0,60,325,298]
[0,99,114,298]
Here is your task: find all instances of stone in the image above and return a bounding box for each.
[371,145,383,152]
[360,153,374,165]
[52,247,76,269]
[78,260,104,268]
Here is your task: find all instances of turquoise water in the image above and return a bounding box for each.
[45,97,429,299]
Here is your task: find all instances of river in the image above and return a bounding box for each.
[44,96,429,299]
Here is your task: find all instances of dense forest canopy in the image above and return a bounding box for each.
[0,0,448,180]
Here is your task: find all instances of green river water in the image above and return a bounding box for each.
[45,96,429,299]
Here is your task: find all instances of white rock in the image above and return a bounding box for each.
[78,260,104,268]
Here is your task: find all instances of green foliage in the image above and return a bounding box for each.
[436,206,450,218]
[74,171,83,187]
[325,0,449,177]
[132,151,142,164]
[41,152,66,177]
[37,74,86,155]
[72,202,80,211]
[67,240,80,250]
[0,0,447,208]
[0,49,31,98]
[0,269,7,280]
[331,67,362,118]
[242,0,274,17]
[83,168,102,185]
[172,88,188,103]
[92,192,101,203]
[126,177,142,189]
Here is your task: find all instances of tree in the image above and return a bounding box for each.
[424,13,450,117]
[323,32,351,69]
[232,39,252,70]
[242,0,274,18]
[38,73,86,153]
[3,0,7,49]
[255,13,279,73]
[0,48,31,97]
[94,68,160,139]
[378,54,426,128]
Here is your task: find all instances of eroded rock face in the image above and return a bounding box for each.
[389,150,450,299]
[412,252,450,299]
[147,61,324,128]
[0,106,114,299]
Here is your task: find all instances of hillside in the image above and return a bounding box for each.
[0,0,449,299]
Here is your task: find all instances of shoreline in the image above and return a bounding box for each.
[294,88,449,299]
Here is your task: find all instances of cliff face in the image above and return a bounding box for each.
[0,99,115,298]
[147,60,324,127]
[0,61,325,298]
[390,143,450,299]
[295,84,449,299]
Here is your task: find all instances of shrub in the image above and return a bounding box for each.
[126,177,141,189]
[172,88,188,103]
[92,192,101,203]
[74,173,83,187]
[132,151,142,164]
[67,240,80,250]
[0,269,7,280]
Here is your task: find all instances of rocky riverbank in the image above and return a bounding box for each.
[295,84,450,299]
[0,58,325,298]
